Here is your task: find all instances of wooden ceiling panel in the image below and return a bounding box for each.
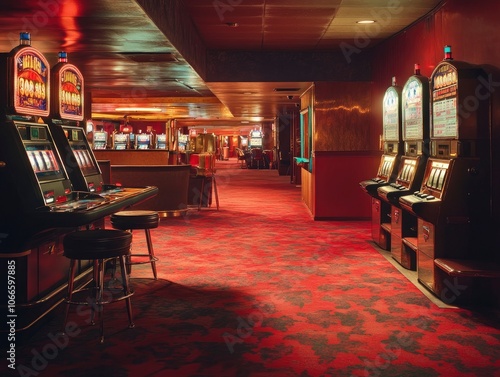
[263,7,337,19]
[0,0,443,134]
[264,0,342,6]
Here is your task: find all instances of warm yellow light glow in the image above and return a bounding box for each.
[357,20,375,24]
[115,107,162,112]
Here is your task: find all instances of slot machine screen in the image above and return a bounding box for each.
[71,146,99,176]
[18,124,66,183]
[136,134,150,149]
[396,158,417,185]
[377,155,395,179]
[423,160,449,195]
[66,127,100,176]
[250,137,262,148]
[156,134,167,149]
[93,131,107,149]
[431,64,458,139]
[383,87,400,142]
[403,77,424,141]
[114,133,128,149]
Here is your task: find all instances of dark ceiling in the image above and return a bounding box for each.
[0,0,443,134]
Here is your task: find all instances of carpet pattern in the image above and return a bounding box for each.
[8,165,500,377]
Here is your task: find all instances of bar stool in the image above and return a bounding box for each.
[197,169,219,211]
[62,229,134,343]
[110,210,160,279]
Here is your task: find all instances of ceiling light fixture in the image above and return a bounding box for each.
[357,20,375,24]
[115,107,162,112]
[226,22,239,27]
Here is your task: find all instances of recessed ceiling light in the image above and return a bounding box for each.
[357,20,375,24]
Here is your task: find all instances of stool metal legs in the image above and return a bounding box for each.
[117,255,135,330]
[63,259,77,331]
[63,255,134,343]
[125,229,159,280]
[144,229,158,279]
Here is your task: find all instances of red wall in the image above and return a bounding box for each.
[312,0,500,220]
[370,0,500,148]
[313,152,381,220]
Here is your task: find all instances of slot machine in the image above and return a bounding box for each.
[249,129,263,148]
[48,52,158,199]
[112,132,129,149]
[136,133,151,149]
[156,133,167,149]
[0,36,157,332]
[360,78,403,250]
[92,130,108,149]
[377,65,430,269]
[399,46,492,297]
[51,125,103,193]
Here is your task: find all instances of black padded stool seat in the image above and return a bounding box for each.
[110,210,160,230]
[110,210,160,279]
[63,229,134,343]
[63,229,132,259]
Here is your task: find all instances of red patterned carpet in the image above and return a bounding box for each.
[9,164,500,377]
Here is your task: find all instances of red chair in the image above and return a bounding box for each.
[251,148,264,169]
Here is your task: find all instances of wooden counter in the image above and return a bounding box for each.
[93,149,170,165]
[110,164,191,217]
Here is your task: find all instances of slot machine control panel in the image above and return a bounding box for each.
[400,160,448,204]
[359,154,398,194]
[378,157,422,204]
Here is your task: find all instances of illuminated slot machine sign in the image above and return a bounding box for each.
[403,73,427,154]
[383,86,401,152]
[359,80,402,196]
[378,67,429,204]
[51,52,84,121]
[47,52,103,191]
[430,52,489,159]
[431,63,458,143]
[13,50,49,117]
